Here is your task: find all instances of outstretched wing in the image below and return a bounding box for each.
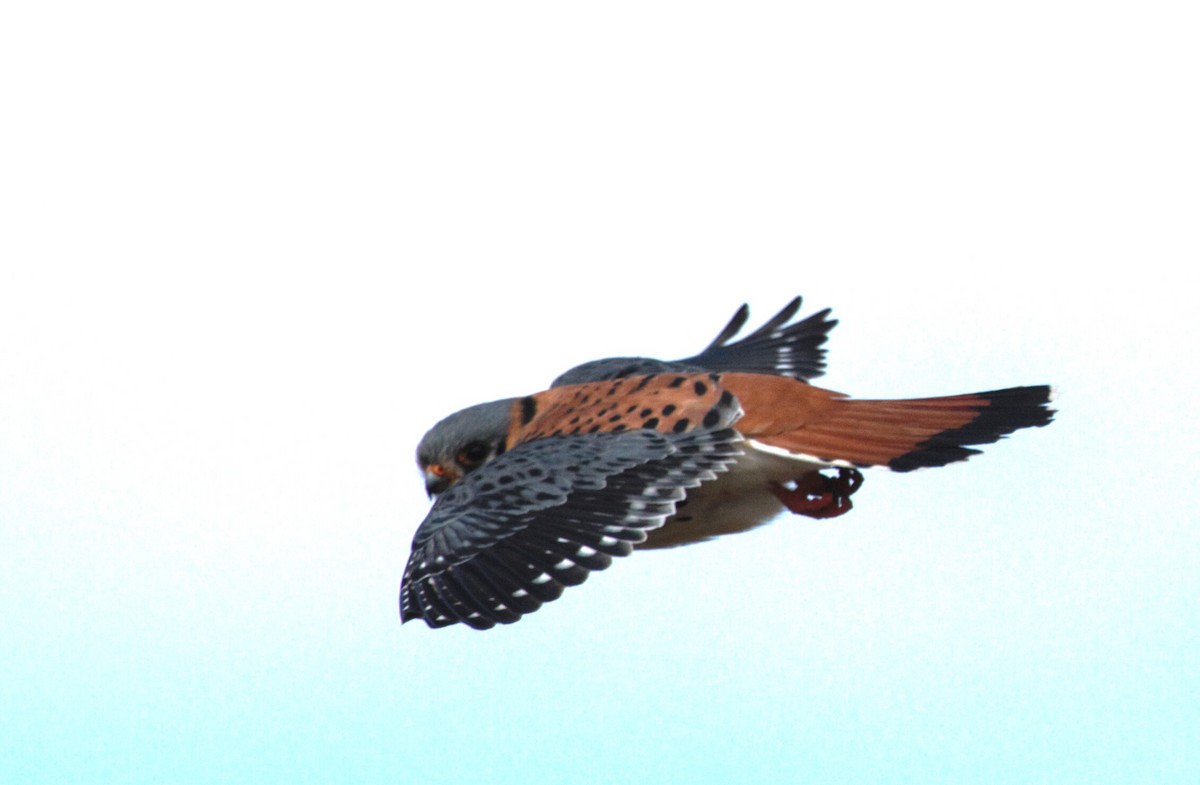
[400,427,742,629]
[551,296,836,387]
[682,296,836,380]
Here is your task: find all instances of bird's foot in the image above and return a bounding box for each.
[770,467,864,520]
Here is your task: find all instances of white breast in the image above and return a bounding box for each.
[638,440,833,549]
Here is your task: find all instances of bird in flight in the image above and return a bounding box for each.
[401,297,1053,630]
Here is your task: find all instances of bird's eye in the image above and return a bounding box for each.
[456,443,490,468]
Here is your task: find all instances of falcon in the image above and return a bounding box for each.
[401,296,1053,630]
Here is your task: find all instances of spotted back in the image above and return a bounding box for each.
[507,373,743,446]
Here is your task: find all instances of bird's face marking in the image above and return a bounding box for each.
[420,439,506,497]
[416,398,516,498]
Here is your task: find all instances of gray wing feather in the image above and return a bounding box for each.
[551,296,836,387]
[683,296,836,379]
[400,428,742,630]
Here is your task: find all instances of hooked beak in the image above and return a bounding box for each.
[424,464,455,498]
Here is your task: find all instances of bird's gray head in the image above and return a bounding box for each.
[416,398,516,497]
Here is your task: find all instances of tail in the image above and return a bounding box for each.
[860,386,1055,471]
[722,374,1055,471]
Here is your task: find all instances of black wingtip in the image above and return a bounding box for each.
[704,303,751,350]
[684,296,837,381]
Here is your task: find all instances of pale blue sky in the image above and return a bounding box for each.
[2,2,1197,784]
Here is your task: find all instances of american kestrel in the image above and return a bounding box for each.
[401,297,1053,630]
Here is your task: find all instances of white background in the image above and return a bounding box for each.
[2,2,1197,783]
